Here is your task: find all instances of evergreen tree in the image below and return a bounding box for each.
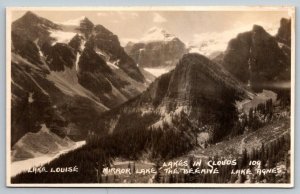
[154,161,161,183]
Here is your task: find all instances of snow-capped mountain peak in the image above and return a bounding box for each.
[140,27,176,43]
[57,16,86,26]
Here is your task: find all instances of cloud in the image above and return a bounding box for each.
[112,19,120,23]
[119,38,139,47]
[120,12,138,20]
[97,12,138,20]
[127,12,138,18]
[97,12,108,16]
[153,13,167,23]
[188,21,279,56]
[57,16,85,26]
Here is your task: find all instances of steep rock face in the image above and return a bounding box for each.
[222,24,290,91]
[79,22,144,82]
[75,21,147,107]
[46,43,77,71]
[211,52,224,65]
[77,46,133,107]
[10,12,147,156]
[139,54,248,126]
[167,54,244,102]
[12,11,60,64]
[12,11,61,45]
[125,27,186,69]
[12,32,43,64]
[68,34,85,52]
[77,17,94,39]
[93,53,249,144]
[276,18,291,47]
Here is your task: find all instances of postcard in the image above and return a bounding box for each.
[6,6,295,187]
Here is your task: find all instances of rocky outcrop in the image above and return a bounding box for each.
[276,18,291,47]
[85,24,145,82]
[221,24,290,91]
[46,43,77,71]
[12,11,61,45]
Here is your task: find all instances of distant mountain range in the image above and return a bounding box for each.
[124,27,186,77]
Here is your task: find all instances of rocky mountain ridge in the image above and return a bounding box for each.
[92,53,250,146]
[217,21,291,92]
[11,11,147,159]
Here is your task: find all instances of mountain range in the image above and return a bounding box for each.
[11,11,147,160]
[10,11,291,163]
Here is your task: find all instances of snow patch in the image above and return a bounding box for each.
[96,50,110,61]
[56,16,85,26]
[96,49,120,70]
[38,51,44,57]
[75,53,80,71]
[50,30,77,45]
[75,39,85,71]
[143,67,171,77]
[107,60,120,70]
[80,40,86,51]
[278,42,285,48]
[28,93,34,103]
[140,27,176,43]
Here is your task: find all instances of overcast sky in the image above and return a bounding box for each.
[12,9,290,46]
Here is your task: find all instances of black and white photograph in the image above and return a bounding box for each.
[6,6,295,187]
